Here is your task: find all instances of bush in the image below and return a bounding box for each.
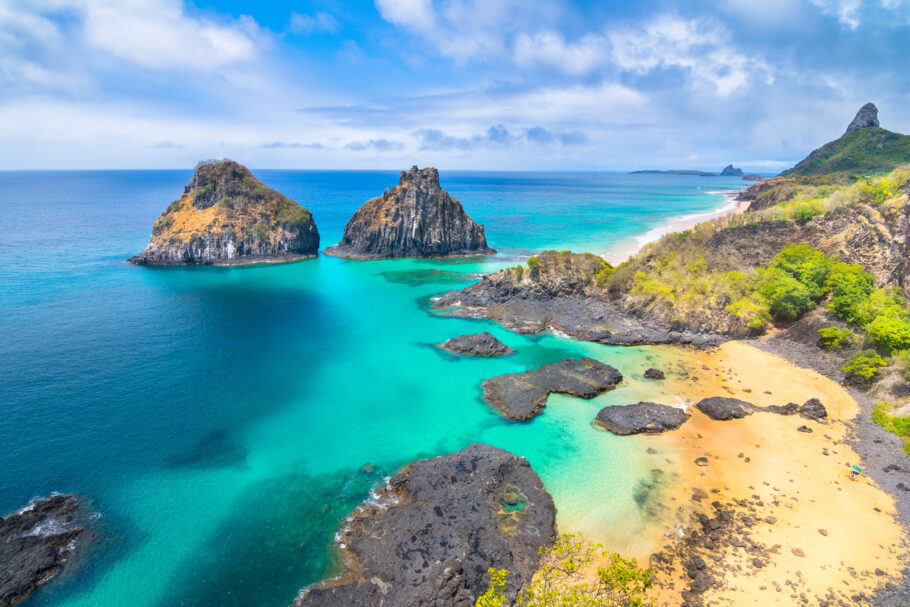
[770,243,835,300]
[871,402,910,457]
[726,293,771,331]
[595,262,615,288]
[527,256,540,269]
[817,326,854,350]
[867,312,910,354]
[757,267,813,320]
[826,262,876,324]
[843,349,887,387]
[892,350,910,382]
[477,534,653,607]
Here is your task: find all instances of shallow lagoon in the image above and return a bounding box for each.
[0,170,745,607]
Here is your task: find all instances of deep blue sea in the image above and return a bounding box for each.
[0,170,748,607]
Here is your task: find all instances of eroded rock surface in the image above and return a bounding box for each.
[1,494,88,607]
[695,397,756,420]
[130,160,319,265]
[438,333,514,356]
[482,358,623,421]
[325,166,495,260]
[295,443,556,607]
[594,402,690,435]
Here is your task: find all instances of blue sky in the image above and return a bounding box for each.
[1,0,908,170]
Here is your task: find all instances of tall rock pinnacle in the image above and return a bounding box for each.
[845,103,880,134]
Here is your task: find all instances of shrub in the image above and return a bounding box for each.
[595,262,615,288]
[726,293,772,331]
[769,244,835,300]
[892,350,910,382]
[843,349,887,387]
[867,312,910,354]
[527,256,540,269]
[826,262,876,324]
[871,402,910,457]
[817,326,855,350]
[476,534,653,607]
[757,268,813,320]
[254,224,269,242]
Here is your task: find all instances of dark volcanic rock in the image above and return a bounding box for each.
[720,164,744,177]
[295,443,556,607]
[1,494,88,607]
[643,368,665,380]
[845,102,880,134]
[799,398,828,421]
[695,397,755,420]
[594,402,690,435]
[482,358,623,421]
[764,402,799,416]
[439,332,514,357]
[434,251,723,347]
[325,166,495,260]
[130,160,319,265]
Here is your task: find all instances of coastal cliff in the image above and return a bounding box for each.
[324,166,495,259]
[295,443,555,606]
[129,160,319,265]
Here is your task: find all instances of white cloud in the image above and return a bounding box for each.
[83,0,258,71]
[513,31,608,75]
[374,0,435,31]
[808,0,862,28]
[607,16,771,96]
[289,11,340,34]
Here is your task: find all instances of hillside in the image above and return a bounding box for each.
[781,104,910,179]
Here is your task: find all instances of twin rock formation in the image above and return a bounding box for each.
[131,162,492,265]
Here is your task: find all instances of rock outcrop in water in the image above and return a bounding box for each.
[594,402,690,435]
[439,332,514,356]
[295,443,556,607]
[129,160,319,265]
[324,166,495,260]
[482,358,623,421]
[1,494,88,607]
[720,165,744,177]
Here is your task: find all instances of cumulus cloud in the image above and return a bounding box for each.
[607,15,771,96]
[289,11,340,34]
[513,31,608,75]
[808,0,863,28]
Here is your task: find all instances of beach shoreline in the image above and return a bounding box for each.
[603,189,744,265]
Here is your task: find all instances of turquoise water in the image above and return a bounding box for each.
[0,170,746,607]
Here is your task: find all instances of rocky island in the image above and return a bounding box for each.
[324,166,495,260]
[295,443,555,606]
[129,159,319,265]
[438,332,515,356]
[1,494,89,607]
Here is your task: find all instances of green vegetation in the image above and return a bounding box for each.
[871,402,910,456]
[595,263,615,288]
[216,196,234,211]
[817,326,854,350]
[275,201,313,229]
[254,223,269,242]
[892,350,910,382]
[843,350,887,387]
[781,127,910,179]
[527,256,540,269]
[476,534,653,607]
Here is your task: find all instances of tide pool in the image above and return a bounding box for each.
[0,170,746,607]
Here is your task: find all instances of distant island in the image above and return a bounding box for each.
[631,164,763,181]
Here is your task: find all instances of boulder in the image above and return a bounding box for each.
[1,494,88,607]
[695,397,755,420]
[798,398,828,421]
[594,402,690,435]
[130,160,319,265]
[643,368,665,380]
[325,166,495,259]
[845,102,880,134]
[482,358,623,421]
[439,333,514,357]
[295,443,556,607]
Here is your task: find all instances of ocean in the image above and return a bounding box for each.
[0,169,747,607]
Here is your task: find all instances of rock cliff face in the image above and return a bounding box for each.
[129,160,319,265]
[720,165,744,177]
[1,494,89,607]
[324,166,495,259]
[845,102,880,134]
[295,443,556,607]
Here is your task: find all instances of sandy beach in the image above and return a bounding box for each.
[604,190,745,265]
[580,341,908,606]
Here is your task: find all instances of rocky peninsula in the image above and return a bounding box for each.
[295,443,555,606]
[1,494,89,607]
[129,160,319,265]
[324,166,495,260]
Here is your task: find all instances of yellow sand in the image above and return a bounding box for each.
[599,341,907,605]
